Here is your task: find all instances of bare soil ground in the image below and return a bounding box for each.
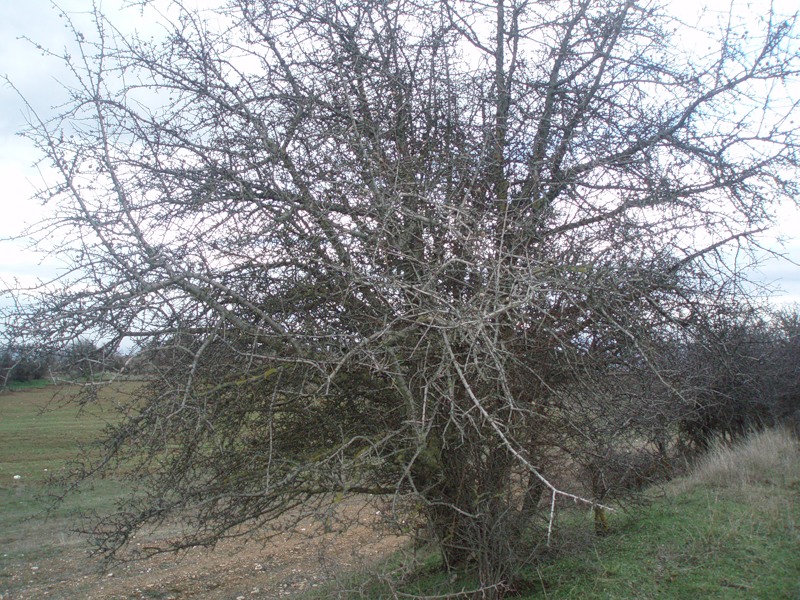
[1,498,408,599]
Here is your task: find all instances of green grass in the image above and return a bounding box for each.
[301,429,800,599]
[530,492,798,598]
[527,430,799,599]
[0,385,119,483]
[0,384,134,585]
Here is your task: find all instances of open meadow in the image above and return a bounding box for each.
[2,384,799,599]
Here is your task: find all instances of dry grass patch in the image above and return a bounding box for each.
[671,427,800,493]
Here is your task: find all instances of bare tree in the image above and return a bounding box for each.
[4,0,798,594]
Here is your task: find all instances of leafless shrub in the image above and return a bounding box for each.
[671,306,800,451]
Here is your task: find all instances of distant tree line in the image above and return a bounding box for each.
[0,343,51,385]
[0,339,126,387]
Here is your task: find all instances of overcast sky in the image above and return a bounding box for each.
[1,0,798,305]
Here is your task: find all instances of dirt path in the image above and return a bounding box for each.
[2,499,408,599]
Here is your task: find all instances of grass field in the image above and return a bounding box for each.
[2,385,799,599]
[0,383,127,483]
[0,384,133,591]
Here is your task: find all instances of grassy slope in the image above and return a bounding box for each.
[533,483,798,597]
[551,430,798,599]
[507,430,799,599]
